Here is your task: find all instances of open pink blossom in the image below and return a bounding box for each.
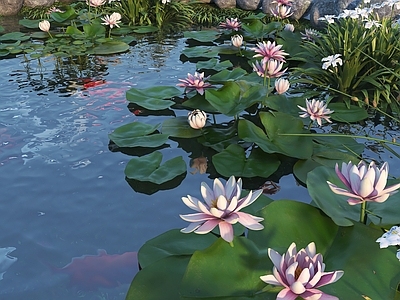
[252,41,288,62]
[327,161,400,205]
[180,176,264,243]
[101,12,121,28]
[177,72,212,95]
[298,99,333,126]
[260,242,343,300]
[219,18,241,31]
[252,59,287,78]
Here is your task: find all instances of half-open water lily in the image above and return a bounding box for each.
[327,161,400,205]
[298,99,333,126]
[177,72,212,95]
[260,242,343,300]
[180,176,264,243]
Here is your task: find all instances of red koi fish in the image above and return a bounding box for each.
[53,249,138,291]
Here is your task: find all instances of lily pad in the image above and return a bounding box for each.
[126,86,180,110]
[0,32,29,42]
[196,58,233,71]
[92,40,129,55]
[209,68,247,82]
[184,30,220,42]
[124,151,186,184]
[212,144,280,178]
[108,122,168,148]
[181,46,219,59]
[329,103,368,122]
[162,117,203,138]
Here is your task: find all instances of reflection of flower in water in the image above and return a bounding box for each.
[190,156,207,174]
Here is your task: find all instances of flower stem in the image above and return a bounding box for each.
[360,201,367,224]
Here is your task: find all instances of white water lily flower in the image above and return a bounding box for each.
[318,15,335,24]
[321,54,343,70]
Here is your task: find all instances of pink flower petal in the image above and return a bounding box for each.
[218,221,234,242]
[301,289,339,300]
[179,213,214,222]
[195,219,220,234]
[314,270,344,288]
[236,211,264,230]
[180,222,202,233]
[260,274,280,285]
[277,288,298,300]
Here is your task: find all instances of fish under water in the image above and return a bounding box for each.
[53,249,138,291]
[0,247,17,280]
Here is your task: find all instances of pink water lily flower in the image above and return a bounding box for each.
[252,59,287,78]
[101,13,121,28]
[271,4,293,19]
[252,41,288,62]
[219,18,241,31]
[180,176,264,243]
[327,161,400,205]
[260,242,344,300]
[298,99,333,126]
[177,72,212,95]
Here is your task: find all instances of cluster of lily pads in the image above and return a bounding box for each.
[105,1,400,299]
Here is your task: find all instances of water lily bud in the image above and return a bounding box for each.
[284,23,295,32]
[274,78,290,94]
[231,34,243,48]
[39,20,50,32]
[188,109,207,129]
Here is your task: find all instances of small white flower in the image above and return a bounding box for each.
[318,15,335,24]
[364,0,371,3]
[38,20,51,32]
[339,9,359,19]
[397,250,400,261]
[322,54,343,70]
[274,78,290,94]
[188,109,207,129]
[376,226,400,248]
[231,34,243,48]
[161,0,171,4]
[283,23,295,32]
[365,20,382,29]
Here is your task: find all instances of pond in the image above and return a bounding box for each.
[1,14,400,300]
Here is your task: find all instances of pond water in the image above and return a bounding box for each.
[1,30,400,300]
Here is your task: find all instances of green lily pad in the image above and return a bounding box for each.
[92,40,129,54]
[209,68,247,82]
[0,32,29,42]
[329,103,368,122]
[181,46,219,58]
[126,256,190,300]
[124,151,186,184]
[108,122,168,148]
[138,229,218,269]
[19,19,40,29]
[212,144,280,178]
[196,58,233,71]
[126,86,180,110]
[184,30,220,42]
[197,125,239,152]
[205,81,265,116]
[180,237,270,298]
[238,112,313,159]
[249,201,400,299]
[162,117,203,138]
[50,6,77,23]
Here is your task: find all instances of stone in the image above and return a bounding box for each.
[236,0,261,11]
[0,0,24,16]
[213,0,236,9]
[23,0,55,8]
[262,0,312,20]
[309,0,340,29]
